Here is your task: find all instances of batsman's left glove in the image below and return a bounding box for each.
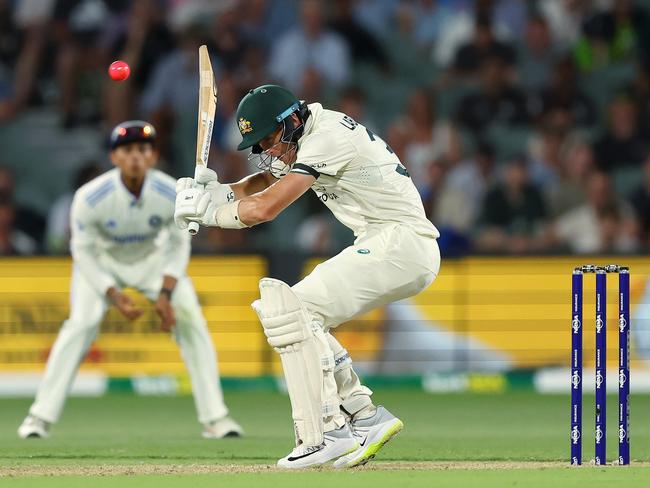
[174,187,217,230]
[175,167,234,207]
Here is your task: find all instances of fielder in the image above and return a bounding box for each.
[175,86,440,468]
[18,121,242,439]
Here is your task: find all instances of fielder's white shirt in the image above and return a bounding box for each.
[289,103,440,239]
[70,168,190,294]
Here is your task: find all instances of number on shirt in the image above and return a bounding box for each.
[364,128,409,177]
[395,163,410,177]
[365,128,394,154]
[340,115,358,130]
[341,116,407,176]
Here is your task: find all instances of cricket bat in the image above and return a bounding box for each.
[188,45,217,236]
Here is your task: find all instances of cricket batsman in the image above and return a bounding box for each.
[18,121,242,440]
[174,86,440,468]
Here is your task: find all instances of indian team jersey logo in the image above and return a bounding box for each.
[149,215,162,228]
[238,117,253,135]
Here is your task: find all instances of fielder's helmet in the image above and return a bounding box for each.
[110,120,156,150]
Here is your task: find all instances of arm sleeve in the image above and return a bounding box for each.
[161,218,190,279]
[69,193,117,295]
[291,132,356,177]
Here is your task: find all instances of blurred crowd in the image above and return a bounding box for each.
[2,0,650,257]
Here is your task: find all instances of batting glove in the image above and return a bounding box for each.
[175,177,195,193]
[174,188,217,230]
[175,167,234,208]
[195,166,219,185]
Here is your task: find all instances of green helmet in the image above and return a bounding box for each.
[235,85,300,151]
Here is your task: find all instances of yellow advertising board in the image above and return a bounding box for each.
[0,257,268,376]
[0,256,647,377]
[412,257,649,369]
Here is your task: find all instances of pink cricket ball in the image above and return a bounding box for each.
[108,60,130,82]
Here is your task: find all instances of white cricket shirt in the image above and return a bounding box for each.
[290,103,440,239]
[70,168,190,294]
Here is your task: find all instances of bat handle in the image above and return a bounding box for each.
[187,171,205,236]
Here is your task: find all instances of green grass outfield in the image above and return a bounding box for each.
[0,390,648,487]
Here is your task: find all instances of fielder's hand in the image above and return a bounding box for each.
[174,187,217,230]
[154,294,176,332]
[107,289,144,321]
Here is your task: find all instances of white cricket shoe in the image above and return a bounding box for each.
[18,415,50,439]
[333,406,403,468]
[201,416,244,438]
[277,423,358,469]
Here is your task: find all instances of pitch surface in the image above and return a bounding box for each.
[1,390,648,486]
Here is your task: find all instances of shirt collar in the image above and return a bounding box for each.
[297,102,322,147]
[115,168,151,206]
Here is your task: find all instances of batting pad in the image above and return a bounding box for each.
[252,278,336,447]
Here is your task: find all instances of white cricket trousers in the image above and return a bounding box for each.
[30,262,228,424]
[292,223,440,418]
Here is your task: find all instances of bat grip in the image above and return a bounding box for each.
[187,173,205,236]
